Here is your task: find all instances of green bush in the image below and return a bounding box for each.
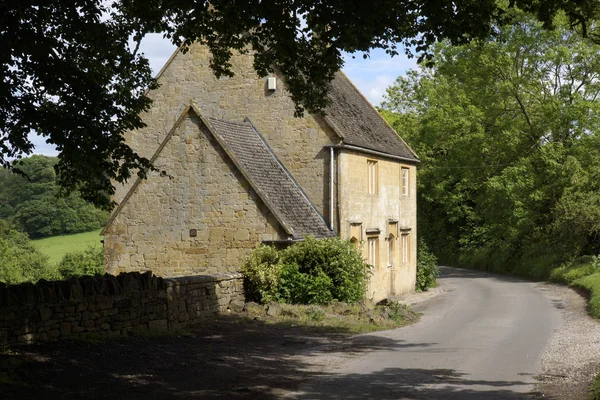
[241,236,370,305]
[280,236,369,304]
[240,245,283,303]
[416,238,440,291]
[278,261,334,304]
[0,222,57,284]
[57,246,104,279]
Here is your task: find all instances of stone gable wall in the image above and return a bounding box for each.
[115,44,338,220]
[0,272,244,346]
[104,116,285,277]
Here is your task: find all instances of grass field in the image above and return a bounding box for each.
[32,229,103,265]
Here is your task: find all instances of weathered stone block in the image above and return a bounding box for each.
[148,319,168,331]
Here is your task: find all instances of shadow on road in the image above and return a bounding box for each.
[289,367,538,399]
[0,315,439,399]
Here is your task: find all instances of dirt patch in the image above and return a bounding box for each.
[0,302,420,400]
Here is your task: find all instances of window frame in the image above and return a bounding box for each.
[401,167,409,197]
[367,236,379,268]
[401,232,410,264]
[367,160,378,195]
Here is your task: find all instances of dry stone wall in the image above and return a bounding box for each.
[0,271,244,346]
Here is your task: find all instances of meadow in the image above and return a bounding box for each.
[32,229,103,265]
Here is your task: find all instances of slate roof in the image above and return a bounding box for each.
[325,72,419,161]
[204,117,334,240]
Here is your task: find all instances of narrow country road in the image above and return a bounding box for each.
[287,266,562,399]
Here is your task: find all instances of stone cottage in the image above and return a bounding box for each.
[102,44,419,301]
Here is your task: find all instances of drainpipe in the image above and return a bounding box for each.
[330,146,335,231]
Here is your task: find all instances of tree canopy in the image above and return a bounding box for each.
[0,155,108,238]
[380,10,600,278]
[3,1,600,208]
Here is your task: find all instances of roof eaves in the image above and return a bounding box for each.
[329,144,420,164]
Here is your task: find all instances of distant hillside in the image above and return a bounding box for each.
[0,155,108,238]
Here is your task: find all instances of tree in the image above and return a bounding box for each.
[0,155,108,238]
[380,10,600,278]
[3,1,600,209]
[0,220,56,285]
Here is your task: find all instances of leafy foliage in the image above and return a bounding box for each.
[380,11,600,279]
[242,237,369,305]
[57,246,105,279]
[0,156,108,238]
[3,2,600,206]
[1,1,157,208]
[0,220,57,285]
[549,256,600,285]
[240,245,283,304]
[416,238,440,291]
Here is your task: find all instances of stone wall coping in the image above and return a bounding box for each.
[164,272,243,285]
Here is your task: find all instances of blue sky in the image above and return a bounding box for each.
[32,34,415,156]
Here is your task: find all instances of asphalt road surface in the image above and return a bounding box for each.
[287,266,562,399]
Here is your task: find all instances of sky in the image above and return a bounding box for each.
[32,33,416,156]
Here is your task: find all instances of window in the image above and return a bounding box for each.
[368,160,378,194]
[367,236,379,268]
[401,233,410,264]
[402,167,409,196]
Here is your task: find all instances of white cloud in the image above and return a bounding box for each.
[342,48,417,106]
[136,33,177,76]
[28,133,58,157]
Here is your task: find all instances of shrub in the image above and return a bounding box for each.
[278,261,334,304]
[280,236,369,304]
[416,238,440,291]
[0,223,57,284]
[241,245,283,303]
[57,246,104,279]
[241,237,369,305]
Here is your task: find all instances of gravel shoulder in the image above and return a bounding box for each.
[534,283,600,399]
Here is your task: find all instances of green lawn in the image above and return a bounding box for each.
[32,229,103,265]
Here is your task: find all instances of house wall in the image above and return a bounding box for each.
[337,149,417,301]
[115,44,339,224]
[104,115,286,277]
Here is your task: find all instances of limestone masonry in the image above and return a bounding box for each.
[102,44,419,302]
[0,272,244,345]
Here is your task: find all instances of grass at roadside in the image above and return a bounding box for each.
[591,372,600,400]
[549,256,600,319]
[243,301,420,334]
[570,274,600,319]
[32,229,103,265]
